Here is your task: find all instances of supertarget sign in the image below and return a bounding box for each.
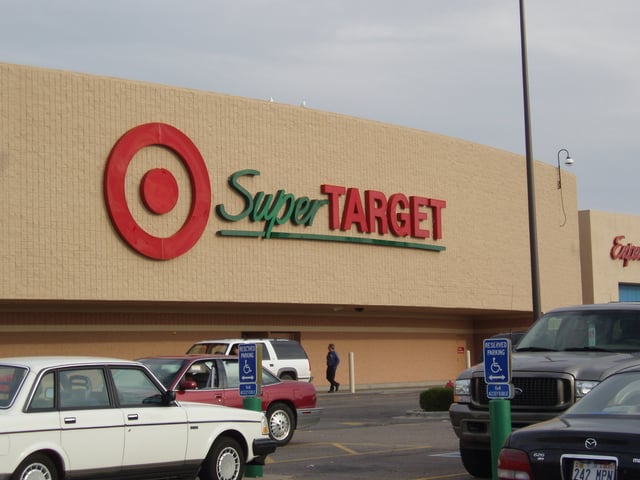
[105,122,447,260]
[104,123,211,260]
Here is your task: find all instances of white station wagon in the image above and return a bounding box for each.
[0,356,277,480]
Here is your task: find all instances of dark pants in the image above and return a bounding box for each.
[326,366,339,391]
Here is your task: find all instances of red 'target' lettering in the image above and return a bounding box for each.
[321,184,346,230]
[321,184,446,241]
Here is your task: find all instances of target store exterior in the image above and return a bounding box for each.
[1,62,635,389]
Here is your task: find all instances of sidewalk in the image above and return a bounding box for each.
[316,383,440,396]
[317,384,451,419]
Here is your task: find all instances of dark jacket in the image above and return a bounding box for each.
[327,351,340,368]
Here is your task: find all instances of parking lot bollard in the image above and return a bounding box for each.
[243,397,264,477]
[489,398,511,480]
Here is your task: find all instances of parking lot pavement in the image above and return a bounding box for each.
[259,420,465,480]
[255,387,466,480]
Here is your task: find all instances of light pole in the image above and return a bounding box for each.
[518,0,540,321]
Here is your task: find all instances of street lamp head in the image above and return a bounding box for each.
[556,148,573,189]
[557,148,572,164]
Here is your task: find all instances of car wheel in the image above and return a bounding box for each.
[267,402,295,445]
[200,437,245,480]
[12,453,58,480]
[279,373,295,381]
[459,441,492,478]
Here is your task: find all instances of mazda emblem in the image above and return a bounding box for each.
[585,438,597,449]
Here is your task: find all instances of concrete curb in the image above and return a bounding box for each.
[405,409,450,419]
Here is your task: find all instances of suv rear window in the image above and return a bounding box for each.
[187,343,229,355]
[271,341,308,359]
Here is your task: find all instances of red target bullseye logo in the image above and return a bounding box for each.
[104,123,211,260]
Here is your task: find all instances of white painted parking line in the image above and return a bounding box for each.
[429,452,461,458]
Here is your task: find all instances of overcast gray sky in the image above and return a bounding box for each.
[2,1,638,215]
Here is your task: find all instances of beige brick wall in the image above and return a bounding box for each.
[0,312,476,387]
[0,62,586,385]
[0,62,582,314]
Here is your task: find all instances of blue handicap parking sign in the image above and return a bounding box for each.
[483,338,511,384]
[239,344,258,383]
[238,343,261,397]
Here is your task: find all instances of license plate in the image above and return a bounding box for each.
[572,460,615,480]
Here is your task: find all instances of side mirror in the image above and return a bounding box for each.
[179,380,198,391]
[162,390,176,405]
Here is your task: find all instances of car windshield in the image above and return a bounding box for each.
[567,372,640,416]
[0,365,28,408]
[515,309,640,352]
[139,358,189,388]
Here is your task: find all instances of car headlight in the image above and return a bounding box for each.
[261,415,269,435]
[454,379,471,403]
[575,380,599,399]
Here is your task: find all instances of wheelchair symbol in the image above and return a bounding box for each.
[490,357,502,374]
[243,360,252,375]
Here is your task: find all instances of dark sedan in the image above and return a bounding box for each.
[498,369,640,479]
[139,355,321,446]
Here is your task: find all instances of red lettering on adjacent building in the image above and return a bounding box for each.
[611,235,640,267]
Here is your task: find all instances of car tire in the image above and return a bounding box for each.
[267,402,296,445]
[12,453,58,480]
[459,441,492,478]
[279,372,295,381]
[200,437,245,480]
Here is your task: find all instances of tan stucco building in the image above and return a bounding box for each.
[579,210,640,304]
[0,62,594,389]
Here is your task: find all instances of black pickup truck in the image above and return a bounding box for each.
[449,302,640,478]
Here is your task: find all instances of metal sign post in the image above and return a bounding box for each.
[238,343,263,478]
[483,338,513,480]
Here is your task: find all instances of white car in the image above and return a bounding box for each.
[187,339,312,382]
[0,356,277,480]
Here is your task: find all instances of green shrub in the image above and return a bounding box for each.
[419,386,454,411]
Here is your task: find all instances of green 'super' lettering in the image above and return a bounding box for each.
[215,169,328,237]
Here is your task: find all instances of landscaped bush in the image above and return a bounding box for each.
[419,386,454,411]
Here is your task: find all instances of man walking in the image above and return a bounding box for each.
[326,343,340,393]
